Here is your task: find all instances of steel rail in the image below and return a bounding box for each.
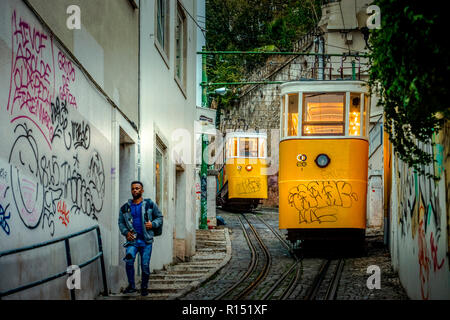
[235,214,272,300]
[254,215,292,254]
[260,260,300,300]
[255,215,304,300]
[325,259,345,300]
[213,215,258,300]
[280,260,303,300]
[304,259,332,300]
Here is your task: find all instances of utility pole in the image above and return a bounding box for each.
[200,46,208,230]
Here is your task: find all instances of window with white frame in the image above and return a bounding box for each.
[156,0,170,61]
[175,3,187,89]
[155,135,167,214]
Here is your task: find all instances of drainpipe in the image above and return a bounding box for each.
[137,4,141,182]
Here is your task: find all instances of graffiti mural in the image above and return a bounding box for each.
[395,126,448,299]
[0,8,110,245]
[288,180,358,224]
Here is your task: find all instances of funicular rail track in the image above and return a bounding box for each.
[304,258,345,300]
[214,214,271,300]
[213,213,345,301]
[255,215,303,300]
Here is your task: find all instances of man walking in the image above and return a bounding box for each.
[118,181,163,296]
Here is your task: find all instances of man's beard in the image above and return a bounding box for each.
[132,193,142,200]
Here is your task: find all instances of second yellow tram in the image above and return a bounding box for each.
[217,132,268,211]
[278,80,370,246]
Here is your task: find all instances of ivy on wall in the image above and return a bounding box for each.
[368,0,449,180]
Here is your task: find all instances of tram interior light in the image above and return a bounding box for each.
[349,111,360,136]
[315,154,331,168]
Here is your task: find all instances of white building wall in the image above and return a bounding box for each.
[196,0,206,107]
[0,0,125,299]
[139,0,198,270]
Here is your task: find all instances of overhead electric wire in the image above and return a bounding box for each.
[178,0,207,40]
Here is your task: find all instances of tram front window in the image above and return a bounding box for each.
[302,92,345,136]
[349,93,362,136]
[239,137,258,157]
[258,138,266,158]
[227,138,238,157]
[288,94,299,136]
[364,94,369,136]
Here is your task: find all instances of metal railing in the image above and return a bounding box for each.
[0,225,108,300]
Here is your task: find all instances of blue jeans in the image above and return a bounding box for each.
[124,239,153,289]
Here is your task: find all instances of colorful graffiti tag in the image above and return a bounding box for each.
[1,10,109,240]
[396,128,447,299]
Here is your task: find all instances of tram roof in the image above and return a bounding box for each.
[225,132,267,139]
[280,80,369,94]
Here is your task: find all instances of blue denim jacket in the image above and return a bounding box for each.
[118,198,163,245]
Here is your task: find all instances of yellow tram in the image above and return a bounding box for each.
[216,132,268,211]
[278,81,369,246]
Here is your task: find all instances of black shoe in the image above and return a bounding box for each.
[140,288,148,296]
[123,285,137,294]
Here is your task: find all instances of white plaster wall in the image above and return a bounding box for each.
[0,0,118,299]
[196,0,205,107]
[139,0,198,270]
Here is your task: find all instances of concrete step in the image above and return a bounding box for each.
[150,279,195,286]
[191,256,226,262]
[148,284,187,293]
[196,248,227,253]
[196,236,226,240]
[197,240,227,246]
[96,292,171,300]
[163,270,210,276]
[150,273,202,280]
[167,265,215,272]
[182,259,225,265]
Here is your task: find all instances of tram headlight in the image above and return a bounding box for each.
[245,165,253,171]
[315,154,331,168]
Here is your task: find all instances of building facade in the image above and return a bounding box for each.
[138,0,199,271]
[0,0,201,299]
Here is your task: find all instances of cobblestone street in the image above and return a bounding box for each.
[182,209,409,300]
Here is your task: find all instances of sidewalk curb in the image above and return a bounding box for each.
[168,228,232,300]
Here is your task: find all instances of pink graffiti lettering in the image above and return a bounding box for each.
[7,11,55,149]
[57,51,77,108]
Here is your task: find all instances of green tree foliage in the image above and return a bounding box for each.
[368,0,449,179]
[205,0,321,112]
